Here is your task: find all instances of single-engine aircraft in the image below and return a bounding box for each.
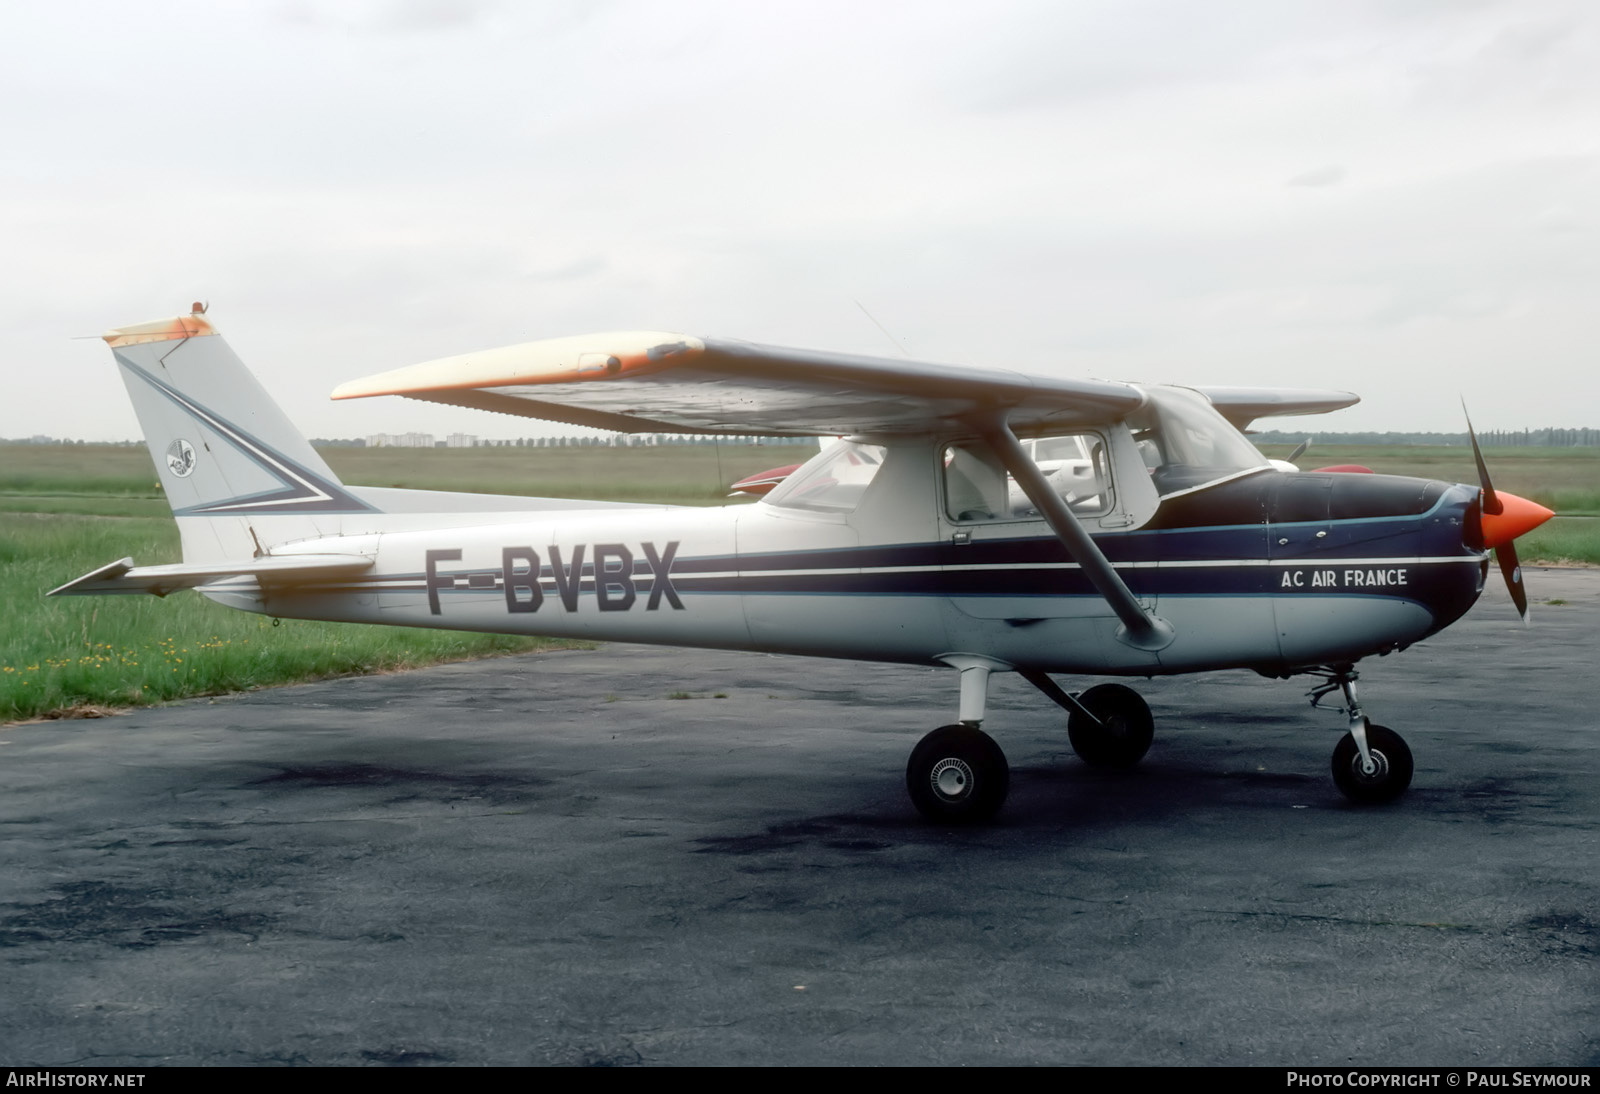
[52,306,1556,823]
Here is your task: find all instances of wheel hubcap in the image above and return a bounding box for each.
[930,757,974,802]
[1352,748,1390,783]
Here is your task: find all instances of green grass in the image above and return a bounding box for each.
[1257,444,1600,564]
[1,513,573,723]
[1516,518,1600,567]
[0,442,804,514]
[319,443,799,506]
[0,444,162,496]
[0,494,169,517]
[0,442,804,723]
[1257,444,1600,515]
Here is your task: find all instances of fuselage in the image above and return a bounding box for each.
[210,439,1489,678]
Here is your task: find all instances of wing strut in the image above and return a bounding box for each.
[980,420,1174,651]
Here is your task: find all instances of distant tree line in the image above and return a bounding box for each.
[0,434,819,447]
[10,430,1598,448]
[1251,429,1600,447]
[310,434,818,449]
[0,437,142,446]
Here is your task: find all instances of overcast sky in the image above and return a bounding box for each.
[4,0,1596,441]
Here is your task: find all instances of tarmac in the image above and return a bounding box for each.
[2,569,1597,1066]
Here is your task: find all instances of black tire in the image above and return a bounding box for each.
[1331,723,1413,803]
[906,725,1009,824]
[1067,683,1154,768]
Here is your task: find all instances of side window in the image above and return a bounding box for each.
[942,434,1113,523]
[943,444,1009,521]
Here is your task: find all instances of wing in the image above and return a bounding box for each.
[1192,386,1360,431]
[331,333,1146,437]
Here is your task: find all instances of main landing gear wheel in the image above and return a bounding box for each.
[906,725,1009,824]
[1331,724,1413,803]
[1067,684,1154,769]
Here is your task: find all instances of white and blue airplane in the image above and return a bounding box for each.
[52,306,1555,823]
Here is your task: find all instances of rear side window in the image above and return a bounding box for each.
[763,441,887,514]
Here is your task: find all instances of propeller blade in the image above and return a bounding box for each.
[1287,437,1310,464]
[1462,402,1503,516]
[1496,541,1530,625]
[1461,404,1551,624]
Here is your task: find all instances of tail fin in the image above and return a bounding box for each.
[106,306,376,563]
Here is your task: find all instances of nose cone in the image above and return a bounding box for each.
[1481,491,1555,549]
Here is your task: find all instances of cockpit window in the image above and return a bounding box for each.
[943,433,1113,522]
[763,441,887,514]
[1128,386,1269,496]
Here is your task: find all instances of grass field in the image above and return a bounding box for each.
[0,443,793,723]
[1255,444,1600,515]
[0,513,581,723]
[0,441,808,512]
[1256,444,1600,566]
[3,440,1595,722]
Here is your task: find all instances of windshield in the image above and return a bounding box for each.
[1128,386,1269,496]
[763,441,887,513]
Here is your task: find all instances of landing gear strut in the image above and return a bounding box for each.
[1020,670,1155,769]
[1308,666,1413,803]
[1066,683,1154,768]
[907,657,1011,823]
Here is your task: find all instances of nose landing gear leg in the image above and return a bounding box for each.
[1308,666,1414,804]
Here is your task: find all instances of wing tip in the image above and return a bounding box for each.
[329,331,703,402]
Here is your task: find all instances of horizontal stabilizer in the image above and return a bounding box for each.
[48,554,373,598]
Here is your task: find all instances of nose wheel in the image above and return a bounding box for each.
[1331,723,1413,803]
[906,725,1009,824]
[1309,668,1415,804]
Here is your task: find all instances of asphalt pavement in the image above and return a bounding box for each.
[3,570,1597,1066]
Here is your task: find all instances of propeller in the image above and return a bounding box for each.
[1287,437,1311,464]
[1462,404,1555,624]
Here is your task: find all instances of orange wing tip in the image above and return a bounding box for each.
[1481,491,1556,549]
[331,331,704,401]
[103,311,217,348]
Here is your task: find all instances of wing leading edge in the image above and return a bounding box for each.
[332,334,1148,437]
[332,332,1358,437]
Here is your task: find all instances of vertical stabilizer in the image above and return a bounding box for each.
[106,306,375,563]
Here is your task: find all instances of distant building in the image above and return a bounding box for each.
[445,433,479,448]
[365,432,435,448]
